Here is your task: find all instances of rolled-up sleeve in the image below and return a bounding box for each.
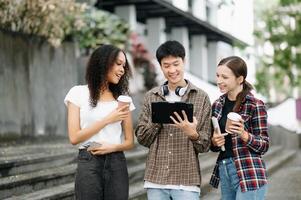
[246,100,269,155]
[192,94,212,153]
[135,94,162,148]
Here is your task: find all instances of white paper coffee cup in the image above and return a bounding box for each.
[225,112,242,133]
[227,112,242,121]
[117,95,132,108]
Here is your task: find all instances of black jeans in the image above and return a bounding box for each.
[75,149,129,200]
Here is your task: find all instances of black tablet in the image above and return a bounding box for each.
[151,102,194,124]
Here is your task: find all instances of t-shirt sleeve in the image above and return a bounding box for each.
[64,86,82,107]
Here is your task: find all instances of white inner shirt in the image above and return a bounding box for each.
[64,85,135,148]
[144,85,200,193]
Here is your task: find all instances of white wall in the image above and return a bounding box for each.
[0,31,78,136]
[217,0,255,84]
[208,41,234,83]
[171,0,189,11]
[217,0,254,45]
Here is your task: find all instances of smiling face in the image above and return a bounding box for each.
[216,64,243,94]
[106,51,126,84]
[160,56,185,86]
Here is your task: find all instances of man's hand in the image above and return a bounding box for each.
[170,110,198,139]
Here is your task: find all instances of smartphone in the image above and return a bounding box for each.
[220,133,228,137]
[87,142,102,151]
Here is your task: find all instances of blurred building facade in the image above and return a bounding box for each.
[0,0,255,138]
[95,0,254,88]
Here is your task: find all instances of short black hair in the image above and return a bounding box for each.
[156,40,185,64]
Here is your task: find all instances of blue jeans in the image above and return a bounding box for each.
[75,150,129,200]
[219,158,267,200]
[147,188,199,200]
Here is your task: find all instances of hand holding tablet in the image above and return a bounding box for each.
[151,102,193,124]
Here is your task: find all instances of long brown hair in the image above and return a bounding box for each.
[218,56,253,112]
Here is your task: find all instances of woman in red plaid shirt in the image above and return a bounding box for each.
[210,56,269,200]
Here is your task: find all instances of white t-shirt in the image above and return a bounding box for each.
[64,85,135,148]
[144,85,200,194]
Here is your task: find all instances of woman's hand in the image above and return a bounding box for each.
[211,128,226,147]
[228,119,249,142]
[89,142,117,155]
[228,119,245,135]
[104,104,130,124]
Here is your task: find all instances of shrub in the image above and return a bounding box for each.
[0,0,130,51]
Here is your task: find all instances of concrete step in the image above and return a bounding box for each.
[0,145,148,199]
[3,178,146,200]
[0,164,76,199]
[128,162,145,184]
[262,145,282,160]
[125,147,148,161]
[129,181,145,200]
[202,148,297,200]
[0,143,75,157]
[1,162,146,200]
[199,152,219,175]
[265,149,297,175]
[3,182,74,200]
[2,144,290,200]
[0,150,77,177]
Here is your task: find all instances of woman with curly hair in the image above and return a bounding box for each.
[64,44,135,200]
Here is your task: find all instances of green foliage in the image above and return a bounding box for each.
[73,8,130,54]
[254,0,301,101]
[0,0,130,51]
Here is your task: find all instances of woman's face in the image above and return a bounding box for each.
[216,64,243,94]
[107,51,126,84]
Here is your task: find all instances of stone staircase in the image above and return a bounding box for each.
[0,142,147,200]
[0,142,297,200]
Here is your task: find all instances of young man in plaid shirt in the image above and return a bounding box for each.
[135,40,212,199]
[210,56,269,200]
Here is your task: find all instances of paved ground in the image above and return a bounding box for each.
[265,149,301,200]
[203,150,301,200]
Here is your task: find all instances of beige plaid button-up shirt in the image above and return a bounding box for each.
[135,81,212,186]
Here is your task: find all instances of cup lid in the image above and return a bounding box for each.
[227,112,241,121]
[117,95,132,103]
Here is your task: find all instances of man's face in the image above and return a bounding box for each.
[160,56,185,85]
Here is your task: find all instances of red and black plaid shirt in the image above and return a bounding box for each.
[210,92,269,192]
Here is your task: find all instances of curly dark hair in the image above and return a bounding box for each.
[85,45,131,107]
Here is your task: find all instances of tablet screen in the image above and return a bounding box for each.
[151,102,193,124]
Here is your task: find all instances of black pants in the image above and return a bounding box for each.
[75,150,129,200]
